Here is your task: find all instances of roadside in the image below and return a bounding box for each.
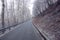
[32,4,60,40]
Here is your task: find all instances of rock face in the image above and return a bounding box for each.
[32,2,60,40]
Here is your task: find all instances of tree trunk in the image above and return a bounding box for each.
[46,0,50,6]
[1,0,5,33]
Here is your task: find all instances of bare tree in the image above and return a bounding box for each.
[1,0,5,33]
[46,0,53,6]
[5,0,10,27]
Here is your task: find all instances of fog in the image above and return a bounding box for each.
[0,0,58,35]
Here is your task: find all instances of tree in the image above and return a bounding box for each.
[1,0,5,33]
[46,0,53,6]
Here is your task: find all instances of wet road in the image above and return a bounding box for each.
[0,20,42,40]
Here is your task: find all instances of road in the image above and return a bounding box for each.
[0,20,42,40]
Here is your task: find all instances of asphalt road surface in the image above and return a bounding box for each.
[0,20,42,40]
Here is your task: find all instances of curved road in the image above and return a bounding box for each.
[0,20,42,40]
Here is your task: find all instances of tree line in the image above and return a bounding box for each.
[0,0,31,34]
[33,0,58,17]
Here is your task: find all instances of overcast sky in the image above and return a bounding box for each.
[26,0,36,16]
[0,0,2,15]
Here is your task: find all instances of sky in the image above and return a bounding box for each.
[26,0,36,16]
[0,0,2,15]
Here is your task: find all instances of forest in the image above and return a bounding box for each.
[0,0,58,36]
[0,0,32,34]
